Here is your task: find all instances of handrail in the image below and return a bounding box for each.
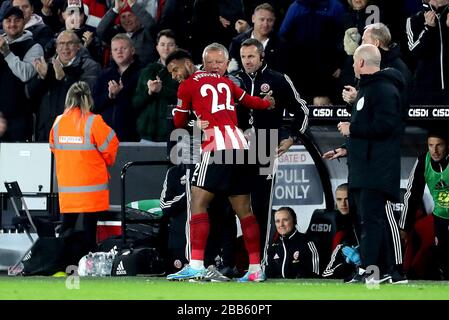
[297,133,335,211]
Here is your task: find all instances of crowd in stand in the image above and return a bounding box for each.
[1,0,448,281]
[0,0,447,143]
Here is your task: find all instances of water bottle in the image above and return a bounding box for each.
[104,253,113,276]
[86,253,94,276]
[97,254,106,276]
[92,253,98,276]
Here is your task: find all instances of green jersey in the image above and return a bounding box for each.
[425,152,449,219]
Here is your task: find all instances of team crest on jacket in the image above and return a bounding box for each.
[292,251,300,263]
[174,259,183,269]
[260,83,270,93]
[356,97,365,111]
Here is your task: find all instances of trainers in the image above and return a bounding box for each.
[345,268,391,284]
[389,270,408,284]
[345,267,366,283]
[204,265,230,282]
[166,264,206,281]
[237,270,266,282]
[218,266,239,279]
[366,273,392,285]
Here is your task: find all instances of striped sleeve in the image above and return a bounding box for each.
[307,241,320,276]
[283,73,309,135]
[400,155,426,231]
[93,115,119,166]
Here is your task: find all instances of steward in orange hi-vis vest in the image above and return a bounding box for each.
[49,108,119,214]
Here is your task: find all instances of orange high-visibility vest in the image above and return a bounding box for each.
[49,108,119,213]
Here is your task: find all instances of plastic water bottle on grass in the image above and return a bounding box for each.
[86,253,94,276]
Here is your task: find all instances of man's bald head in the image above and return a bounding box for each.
[353,44,381,78]
[354,44,381,67]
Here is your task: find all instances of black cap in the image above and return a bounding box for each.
[3,6,24,20]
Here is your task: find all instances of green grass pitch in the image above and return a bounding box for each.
[1,277,449,300]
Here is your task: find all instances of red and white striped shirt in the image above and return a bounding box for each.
[173,71,271,152]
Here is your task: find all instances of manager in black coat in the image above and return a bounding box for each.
[337,44,406,282]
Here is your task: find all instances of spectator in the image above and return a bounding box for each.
[97,0,157,67]
[132,29,178,142]
[133,0,165,21]
[164,47,274,282]
[279,0,345,105]
[229,3,282,72]
[265,207,320,278]
[337,26,361,103]
[336,44,406,284]
[83,0,108,29]
[38,0,65,33]
[12,0,54,49]
[28,30,100,141]
[407,0,449,105]
[158,0,221,64]
[0,6,43,141]
[50,81,119,255]
[399,131,449,279]
[361,22,412,116]
[44,1,103,63]
[343,0,380,35]
[338,23,412,113]
[217,0,244,48]
[92,33,141,141]
[236,38,308,257]
[235,0,293,33]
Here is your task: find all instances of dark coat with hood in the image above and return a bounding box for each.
[347,68,405,201]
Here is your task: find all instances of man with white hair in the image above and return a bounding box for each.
[338,44,407,284]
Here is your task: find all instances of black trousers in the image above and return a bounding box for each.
[351,189,402,274]
[60,212,100,253]
[433,214,449,278]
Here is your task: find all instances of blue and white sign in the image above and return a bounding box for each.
[272,145,326,233]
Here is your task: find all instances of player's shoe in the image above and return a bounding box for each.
[345,268,391,284]
[166,264,206,281]
[389,269,408,284]
[237,269,266,282]
[203,265,230,282]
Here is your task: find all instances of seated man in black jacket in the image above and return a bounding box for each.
[322,183,360,280]
[265,207,320,278]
